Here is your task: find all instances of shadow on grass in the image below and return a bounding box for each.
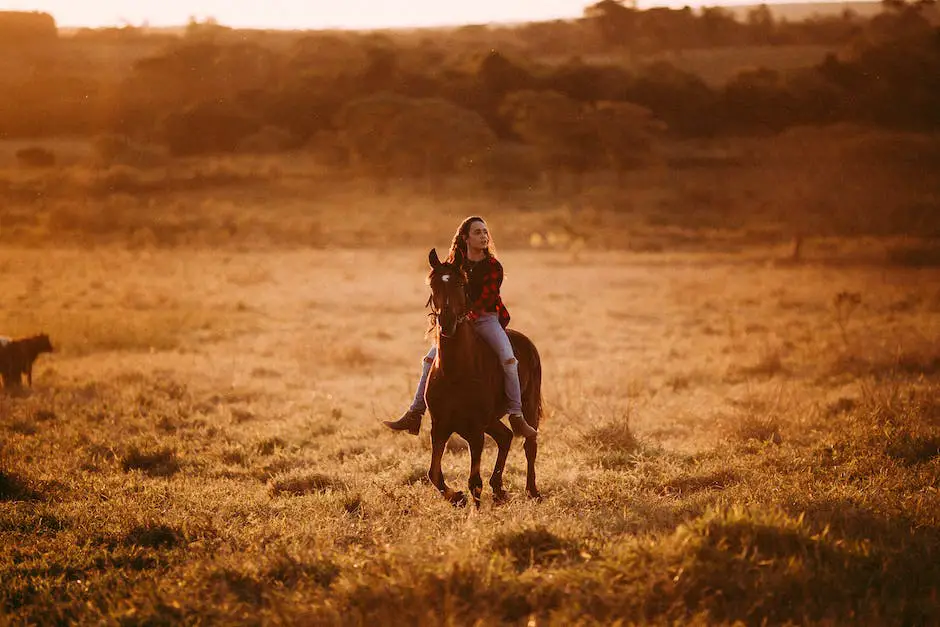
[124,523,183,550]
[661,468,739,495]
[489,526,586,572]
[268,472,346,497]
[655,505,940,626]
[121,446,181,478]
[0,471,43,502]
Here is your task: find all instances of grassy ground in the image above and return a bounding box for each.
[2,128,938,256]
[1,244,938,625]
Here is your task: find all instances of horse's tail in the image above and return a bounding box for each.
[527,344,543,429]
[509,329,543,429]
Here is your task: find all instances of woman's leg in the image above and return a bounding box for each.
[473,314,536,437]
[384,345,436,434]
[409,345,437,413]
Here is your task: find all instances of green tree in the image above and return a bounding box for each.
[626,62,718,137]
[544,58,632,103]
[721,68,795,133]
[699,6,745,46]
[472,142,542,200]
[584,0,640,49]
[162,99,260,156]
[334,92,416,191]
[335,95,495,194]
[0,11,57,45]
[746,4,777,44]
[381,98,496,195]
[125,42,278,118]
[591,101,664,185]
[501,90,602,193]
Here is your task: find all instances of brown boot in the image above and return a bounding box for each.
[383,409,423,435]
[508,413,537,439]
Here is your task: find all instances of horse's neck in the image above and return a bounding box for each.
[437,323,478,378]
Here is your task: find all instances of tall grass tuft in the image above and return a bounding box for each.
[582,411,640,468]
[269,472,346,496]
[121,445,181,477]
[0,470,41,501]
[884,432,940,465]
[266,553,340,588]
[489,526,581,571]
[732,415,783,444]
[124,523,183,549]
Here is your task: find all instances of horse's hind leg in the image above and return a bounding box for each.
[485,421,512,503]
[524,437,540,500]
[428,424,466,507]
[466,431,485,508]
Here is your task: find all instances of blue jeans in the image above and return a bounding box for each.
[409,313,522,415]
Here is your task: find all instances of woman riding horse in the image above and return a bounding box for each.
[384,216,537,440]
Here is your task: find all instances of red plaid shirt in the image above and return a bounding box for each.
[464,256,511,328]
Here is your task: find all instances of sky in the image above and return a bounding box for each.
[1,0,796,30]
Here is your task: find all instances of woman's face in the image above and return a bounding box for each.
[464,220,489,252]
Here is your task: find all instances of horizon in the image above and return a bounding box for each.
[2,0,880,30]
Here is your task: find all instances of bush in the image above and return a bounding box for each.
[886,240,940,267]
[91,135,168,168]
[472,141,541,193]
[236,125,296,154]
[15,146,55,168]
[163,100,261,156]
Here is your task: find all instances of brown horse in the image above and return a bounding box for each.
[0,333,53,390]
[424,247,542,507]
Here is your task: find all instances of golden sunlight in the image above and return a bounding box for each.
[4,0,806,29]
[3,0,938,623]
[6,0,596,28]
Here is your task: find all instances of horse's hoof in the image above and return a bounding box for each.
[526,489,542,502]
[492,490,509,505]
[451,491,468,507]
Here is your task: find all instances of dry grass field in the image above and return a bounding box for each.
[2,237,939,624]
[2,5,938,621]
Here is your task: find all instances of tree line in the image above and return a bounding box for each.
[1,2,937,190]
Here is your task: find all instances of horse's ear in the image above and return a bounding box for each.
[428,248,442,268]
[453,245,464,267]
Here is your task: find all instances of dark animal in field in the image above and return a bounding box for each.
[0,333,54,389]
[424,248,542,507]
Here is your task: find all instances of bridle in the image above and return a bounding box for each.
[429,268,470,338]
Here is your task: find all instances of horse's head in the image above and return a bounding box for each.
[427,247,468,337]
[35,333,53,353]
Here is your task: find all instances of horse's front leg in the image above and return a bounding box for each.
[524,436,540,500]
[465,430,485,508]
[485,421,512,504]
[428,422,465,507]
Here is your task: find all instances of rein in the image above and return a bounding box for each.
[437,311,471,338]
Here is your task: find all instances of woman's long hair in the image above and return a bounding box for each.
[447,216,497,263]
